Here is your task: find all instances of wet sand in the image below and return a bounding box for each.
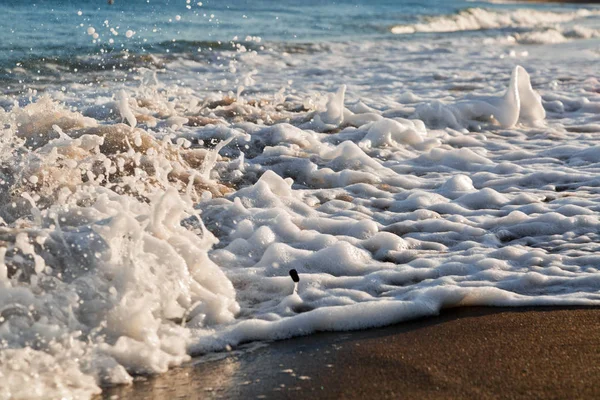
[101,306,600,399]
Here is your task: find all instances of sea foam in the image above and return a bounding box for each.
[2,7,600,398]
[391,8,600,35]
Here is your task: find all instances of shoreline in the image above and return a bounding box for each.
[100,306,600,399]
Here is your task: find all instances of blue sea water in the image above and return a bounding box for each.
[0,0,586,72]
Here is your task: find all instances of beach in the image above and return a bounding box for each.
[101,306,600,399]
[2,0,600,398]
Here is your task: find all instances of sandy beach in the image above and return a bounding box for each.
[100,307,600,399]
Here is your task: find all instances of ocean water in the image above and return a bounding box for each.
[1,0,593,87]
[2,0,600,398]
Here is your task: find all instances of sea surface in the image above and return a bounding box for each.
[2,0,600,398]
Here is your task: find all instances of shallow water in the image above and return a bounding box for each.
[1,1,600,399]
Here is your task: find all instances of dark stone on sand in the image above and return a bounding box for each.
[289,269,300,283]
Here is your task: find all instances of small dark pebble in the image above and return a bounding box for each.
[289,269,300,283]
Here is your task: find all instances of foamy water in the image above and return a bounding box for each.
[1,1,600,399]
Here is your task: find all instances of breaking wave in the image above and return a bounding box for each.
[391,7,600,35]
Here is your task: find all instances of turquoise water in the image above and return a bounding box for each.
[0,0,584,70]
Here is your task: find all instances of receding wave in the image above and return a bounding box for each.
[1,40,242,76]
[0,39,332,91]
[0,41,230,90]
[391,7,600,34]
[0,52,165,92]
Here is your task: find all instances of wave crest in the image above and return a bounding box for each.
[391,7,598,35]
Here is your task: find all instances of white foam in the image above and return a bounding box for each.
[416,66,545,129]
[391,8,599,35]
[116,89,137,128]
[3,9,600,398]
